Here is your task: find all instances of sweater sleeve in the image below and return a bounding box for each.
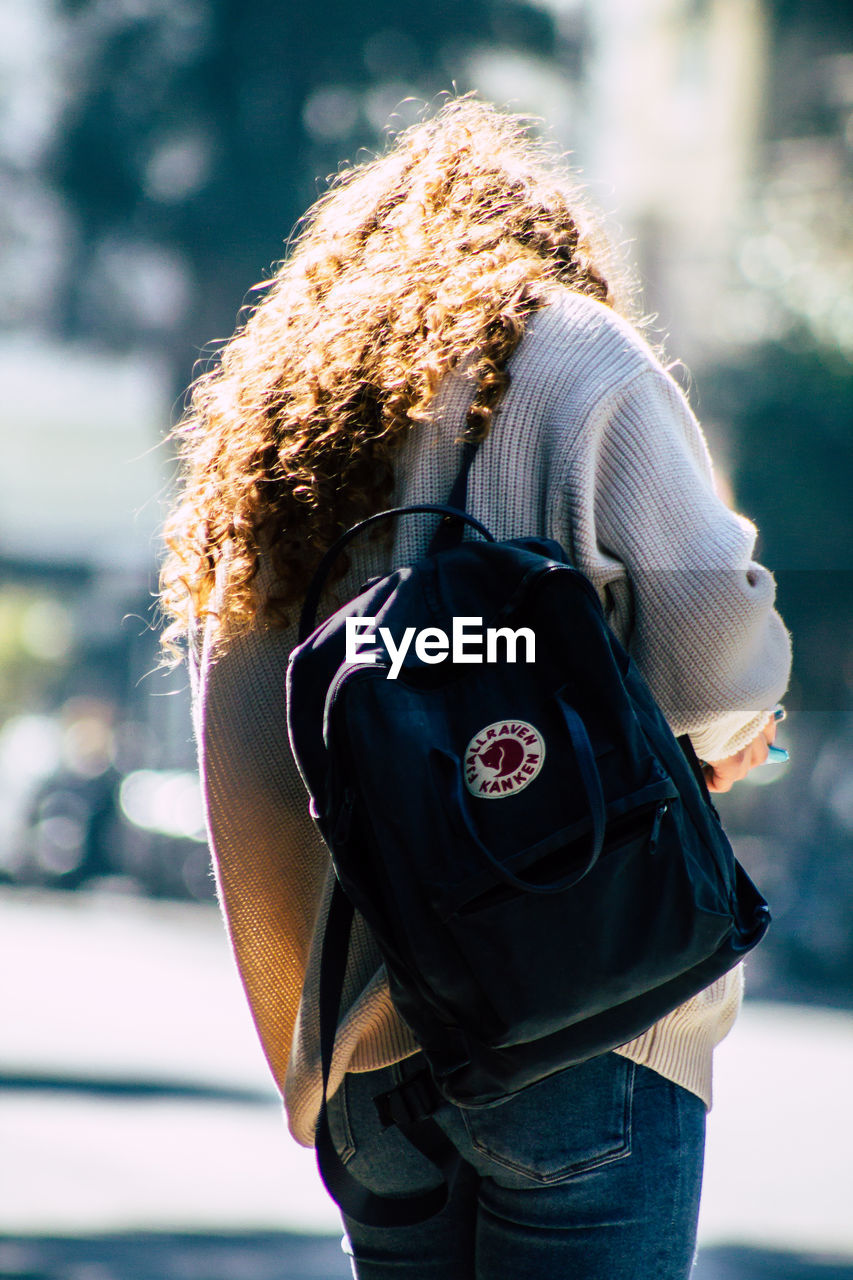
[570,365,792,763]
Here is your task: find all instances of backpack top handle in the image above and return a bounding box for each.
[298,441,489,642]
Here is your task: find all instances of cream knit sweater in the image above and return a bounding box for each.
[193,288,791,1149]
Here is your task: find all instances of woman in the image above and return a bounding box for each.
[161,98,791,1278]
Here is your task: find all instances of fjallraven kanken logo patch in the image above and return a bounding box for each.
[464,720,545,798]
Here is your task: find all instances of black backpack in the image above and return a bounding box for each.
[286,442,770,1225]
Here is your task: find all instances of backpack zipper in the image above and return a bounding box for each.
[649,802,669,854]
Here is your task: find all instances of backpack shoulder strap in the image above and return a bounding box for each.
[427,437,480,556]
[308,438,481,1224]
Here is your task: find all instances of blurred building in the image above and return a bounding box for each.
[0,338,173,722]
[0,339,169,571]
[581,0,767,362]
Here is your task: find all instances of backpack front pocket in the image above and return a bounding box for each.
[439,801,731,1050]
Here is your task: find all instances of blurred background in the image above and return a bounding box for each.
[1,0,852,1276]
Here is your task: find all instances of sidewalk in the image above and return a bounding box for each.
[2,886,852,1273]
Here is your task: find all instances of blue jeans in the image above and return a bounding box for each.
[327,1053,706,1279]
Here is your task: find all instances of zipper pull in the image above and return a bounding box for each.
[650,802,668,854]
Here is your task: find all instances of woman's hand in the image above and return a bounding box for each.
[703,718,777,793]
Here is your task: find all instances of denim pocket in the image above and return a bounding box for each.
[458,1055,635,1185]
[327,1060,448,1198]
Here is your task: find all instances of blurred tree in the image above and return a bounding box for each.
[48,0,558,385]
[706,340,853,712]
[702,0,853,717]
[706,335,853,1008]
[0,584,73,719]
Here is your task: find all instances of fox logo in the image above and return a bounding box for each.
[464,720,545,799]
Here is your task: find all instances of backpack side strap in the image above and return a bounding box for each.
[315,880,462,1226]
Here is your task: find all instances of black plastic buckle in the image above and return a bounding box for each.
[374,1067,441,1131]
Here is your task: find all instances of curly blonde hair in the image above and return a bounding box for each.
[160,96,629,651]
